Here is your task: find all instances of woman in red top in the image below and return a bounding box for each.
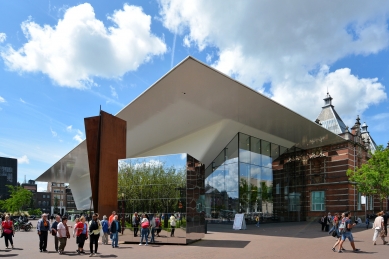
[1,214,15,249]
[75,216,88,254]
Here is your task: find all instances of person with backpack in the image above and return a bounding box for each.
[337,211,360,253]
[89,213,102,257]
[101,216,109,245]
[331,213,345,252]
[109,215,121,248]
[139,214,150,246]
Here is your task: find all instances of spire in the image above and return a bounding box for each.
[355,115,361,127]
[323,92,333,107]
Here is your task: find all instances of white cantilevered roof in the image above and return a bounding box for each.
[36,56,345,209]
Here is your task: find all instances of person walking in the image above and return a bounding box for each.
[89,213,102,257]
[372,211,388,245]
[51,215,61,252]
[150,215,157,243]
[133,212,140,237]
[320,214,327,232]
[170,214,176,237]
[37,213,51,252]
[383,211,388,236]
[1,215,15,249]
[57,216,70,255]
[255,214,260,227]
[101,215,109,245]
[75,216,88,254]
[331,213,345,252]
[110,215,121,248]
[366,215,370,229]
[337,211,360,253]
[139,214,150,246]
[154,214,161,237]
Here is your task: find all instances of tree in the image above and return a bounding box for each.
[347,145,389,210]
[2,185,33,214]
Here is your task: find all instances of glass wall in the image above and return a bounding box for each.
[205,133,306,224]
[118,153,205,244]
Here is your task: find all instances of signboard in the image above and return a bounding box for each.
[233,213,246,230]
[361,196,366,205]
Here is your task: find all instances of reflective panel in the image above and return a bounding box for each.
[118,153,204,244]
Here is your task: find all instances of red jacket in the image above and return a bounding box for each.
[2,220,13,229]
[75,222,88,236]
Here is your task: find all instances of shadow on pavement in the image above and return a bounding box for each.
[0,254,19,257]
[190,240,250,248]
[208,221,368,239]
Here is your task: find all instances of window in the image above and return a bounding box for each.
[311,191,325,211]
[43,195,45,198]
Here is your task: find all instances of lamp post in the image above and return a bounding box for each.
[121,193,124,234]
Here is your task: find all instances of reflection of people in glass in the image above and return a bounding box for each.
[139,214,149,246]
[170,214,176,237]
[132,212,140,237]
[255,214,260,227]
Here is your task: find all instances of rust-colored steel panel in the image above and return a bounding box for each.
[84,116,101,211]
[84,111,126,218]
[98,111,126,218]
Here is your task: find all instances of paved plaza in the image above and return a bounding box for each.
[1,220,388,259]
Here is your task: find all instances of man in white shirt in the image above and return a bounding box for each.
[57,217,69,255]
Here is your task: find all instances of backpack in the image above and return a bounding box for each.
[338,218,346,234]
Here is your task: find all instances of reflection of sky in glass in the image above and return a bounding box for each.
[120,153,187,172]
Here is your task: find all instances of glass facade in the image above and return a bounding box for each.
[118,153,205,244]
[205,133,306,224]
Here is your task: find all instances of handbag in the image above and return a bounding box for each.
[380,228,386,237]
[141,221,150,229]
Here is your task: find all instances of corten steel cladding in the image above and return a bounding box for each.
[85,110,127,217]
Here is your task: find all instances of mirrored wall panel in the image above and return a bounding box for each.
[118,153,205,244]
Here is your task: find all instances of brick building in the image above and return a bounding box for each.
[272,93,384,221]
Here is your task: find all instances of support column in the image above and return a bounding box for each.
[85,110,127,218]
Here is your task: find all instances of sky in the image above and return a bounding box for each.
[0,1,388,191]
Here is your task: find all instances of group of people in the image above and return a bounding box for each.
[324,210,389,253]
[35,211,122,256]
[132,212,177,246]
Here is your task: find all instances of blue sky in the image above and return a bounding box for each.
[0,1,388,191]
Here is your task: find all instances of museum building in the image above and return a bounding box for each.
[36,56,385,227]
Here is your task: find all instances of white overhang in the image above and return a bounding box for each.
[36,56,345,209]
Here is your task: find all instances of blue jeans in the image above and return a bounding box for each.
[111,232,119,247]
[256,221,260,227]
[328,225,335,234]
[140,228,149,244]
[341,231,354,242]
[150,227,155,243]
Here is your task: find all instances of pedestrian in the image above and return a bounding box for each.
[37,213,51,252]
[57,216,70,254]
[89,213,102,257]
[73,218,80,237]
[255,214,260,227]
[337,211,360,253]
[383,211,388,236]
[101,215,109,245]
[366,215,370,229]
[51,215,61,252]
[150,214,156,243]
[108,211,116,240]
[328,212,337,234]
[75,216,88,254]
[110,215,121,248]
[331,213,345,252]
[1,214,15,249]
[320,214,327,232]
[133,212,140,237]
[139,214,150,246]
[170,214,176,237]
[372,211,388,245]
[154,214,161,237]
[326,212,332,232]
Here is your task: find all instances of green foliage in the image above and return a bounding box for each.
[347,145,389,205]
[2,186,33,213]
[28,208,42,216]
[118,160,186,213]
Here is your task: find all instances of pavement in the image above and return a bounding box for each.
[1,220,388,259]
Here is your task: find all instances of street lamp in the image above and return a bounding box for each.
[121,193,124,234]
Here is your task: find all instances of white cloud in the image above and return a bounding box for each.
[159,0,388,120]
[0,96,5,103]
[66,125,72,132]
[18,155,30,164]
[1,3,167,88]
[0,32,6,43]
[20,98,26,103]
[73,134,83,143]
[50,127,57,137]
[110,85,118,99]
